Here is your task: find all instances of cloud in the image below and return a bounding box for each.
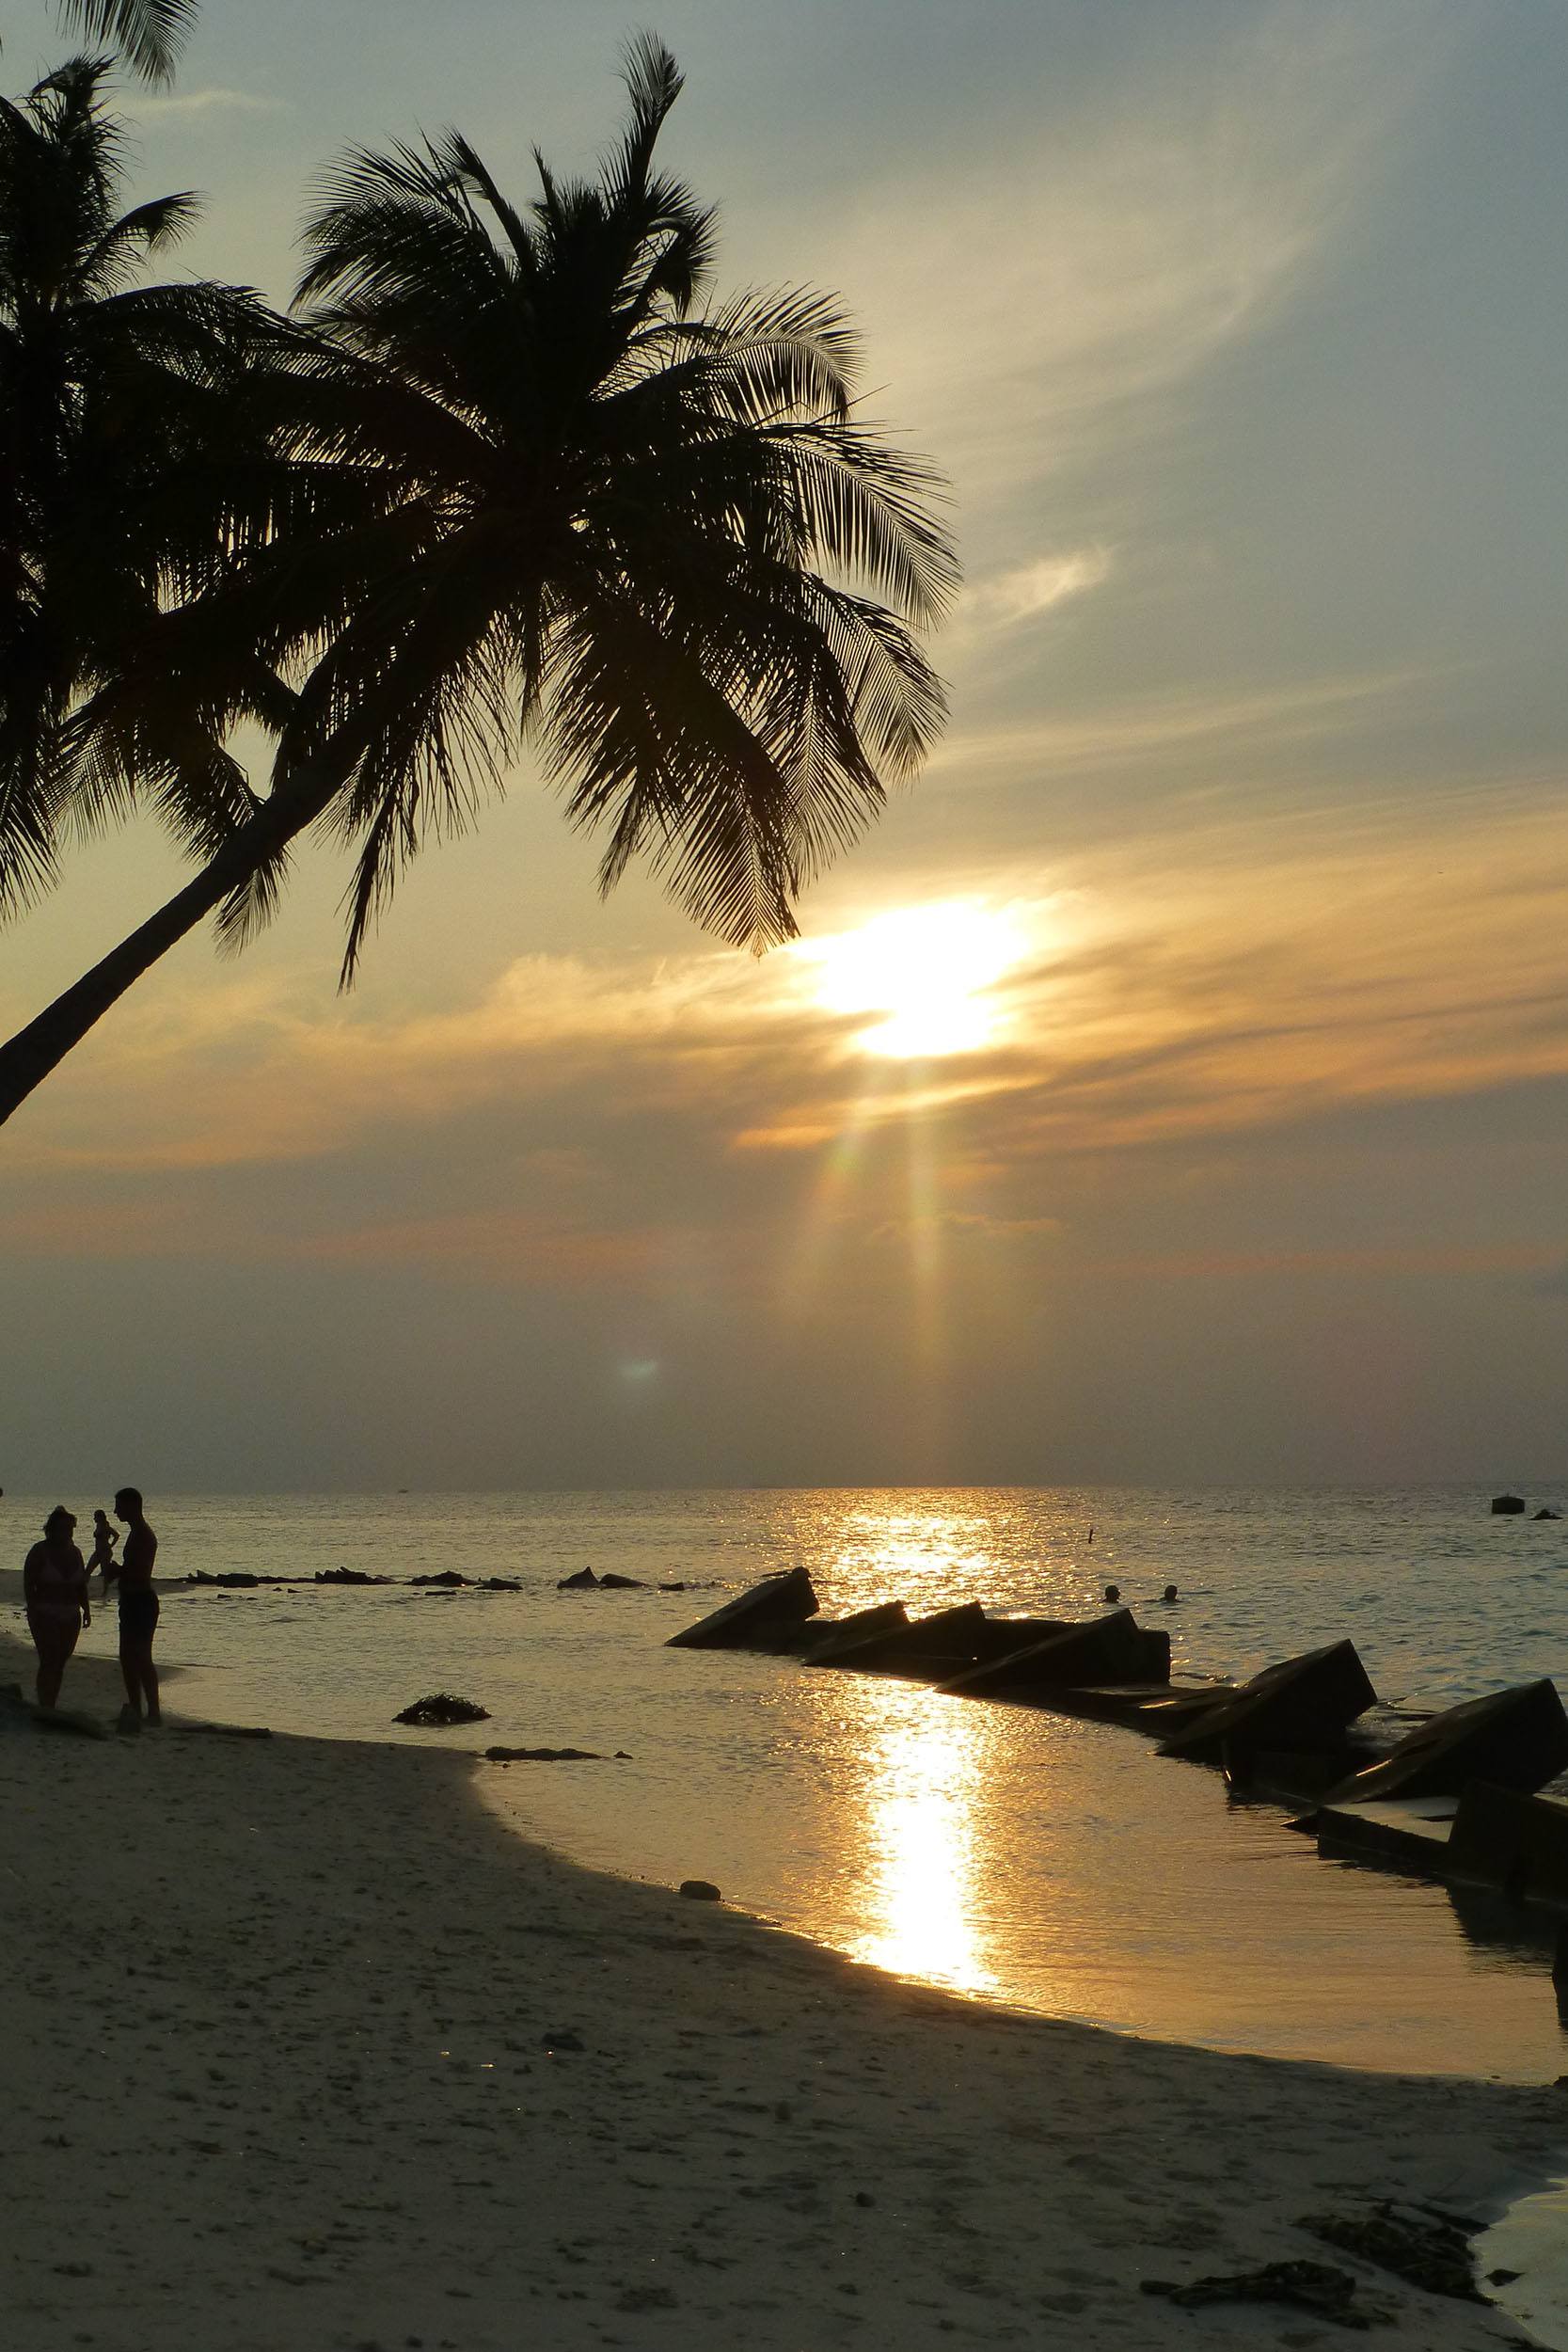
[130,87,282,119]
[830,4,1450,512]
[927,665,1430,788]
[6,774,1568,1318]
[960,548,1113,630]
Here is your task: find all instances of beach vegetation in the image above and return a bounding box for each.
[0,36,957,1126]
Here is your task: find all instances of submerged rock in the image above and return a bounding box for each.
[678,1879,721,1901]
[409,1570,469,1587]
[597,1572,646,1590]
[557,1567,599,1590]
[1491,1493,1528,1515]
[392,1692,490,1726]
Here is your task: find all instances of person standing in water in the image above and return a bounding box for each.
[115,1486,160,1727]
[23,1507,90,1708]
[87,1508,119,1593]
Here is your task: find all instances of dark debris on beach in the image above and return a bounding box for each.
[1296,2201,1484,2301]
[1141,2258,1394,2329]
[393,1693,491,1726]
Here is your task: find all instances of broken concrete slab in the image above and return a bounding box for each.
[1326,1678,1568,1804]
[774,1600,913,1659]
[1446,1781,1568,1911]
[1314,1796,1457,1879]
[936,1609,1169,1698]
[665,1567,819,1650]
[1158,1640,1376,1764]
[805,1600,990,1679]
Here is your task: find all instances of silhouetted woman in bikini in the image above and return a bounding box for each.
[23,1506,90,1709]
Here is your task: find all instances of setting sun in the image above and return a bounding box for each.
[807,903,1026,1058]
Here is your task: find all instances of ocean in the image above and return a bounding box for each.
[9,1482,1568,2082]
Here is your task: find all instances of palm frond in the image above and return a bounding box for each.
[772,422,960,627]
[295,142,509,324]
[431,130,540,282]
[57,0,198,85]
[611,33,685,202]
[0,681,69,915]
[76,187,200,292]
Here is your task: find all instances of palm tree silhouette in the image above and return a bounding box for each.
[0,59,309,941]
[0,39,956,1126]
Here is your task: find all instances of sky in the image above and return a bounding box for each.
[3,0,1567,1491]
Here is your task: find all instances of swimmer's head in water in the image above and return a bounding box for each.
[1103,1582,1120,1602]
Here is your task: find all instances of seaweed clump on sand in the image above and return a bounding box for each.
[393,1692,490,1726]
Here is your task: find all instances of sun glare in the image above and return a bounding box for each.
[808,902,1024,1058]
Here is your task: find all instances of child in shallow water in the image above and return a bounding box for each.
[87,1509,119,1592]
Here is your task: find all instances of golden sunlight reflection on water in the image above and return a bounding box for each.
[847,1686,996,1994]
[113,1487,1568,2080]
[821,1508,1006,1613]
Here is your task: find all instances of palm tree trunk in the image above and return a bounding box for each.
[0,772,338,1131]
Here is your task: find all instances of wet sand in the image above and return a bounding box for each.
[0,1625,1563,2351]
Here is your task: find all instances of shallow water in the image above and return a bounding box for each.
[8,1484,1568,2080]
[1480,2179,1568,2350]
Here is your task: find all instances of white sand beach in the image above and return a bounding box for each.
[1,1627,1563,2352]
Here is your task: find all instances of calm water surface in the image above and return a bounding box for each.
[9,1484,1568,2081]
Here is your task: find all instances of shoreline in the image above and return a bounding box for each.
[3,1633,1565,2349]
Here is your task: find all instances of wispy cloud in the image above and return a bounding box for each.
[833,3,1449,508]
[927,665,1430,787]
[960,548,1113,631]
[131,87,282,119]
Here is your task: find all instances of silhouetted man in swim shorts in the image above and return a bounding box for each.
[115,1486,160,1727]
